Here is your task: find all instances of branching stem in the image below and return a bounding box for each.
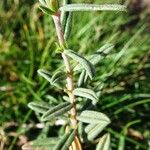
[52,12,77,129]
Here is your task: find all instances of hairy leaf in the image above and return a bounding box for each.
[54,130,76,150]
[38,69,51,83]
[22,138,58,150]
[85,124,97,133]
[96,133,111,150]
[51,70,65,85]
[64,12,72,40]
[60,4,127,12]
[61,0,72,32]
[74,44,114,71]
[78,70,86,87]
[87,123,109,141]
[64,50,95,79]
[39,5,55,15]
[62,130,76,150]
[41,102,72,121]
[39,0,47,6]
[73,88,98,105]
[28,101,51,114]
[77,110,110,124]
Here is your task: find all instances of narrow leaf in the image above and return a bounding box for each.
[64,12,72,40]
[39,0,47,6]
[51,70,65,85]
[41,102,72,121]
[64,50,95,79]
[88,44,114,65]
[39,5,55,15]
[77,110,111,124]
[62,130,76,150]
[78,70,86,87]
[85,124,97,133]
[22,138,58,150]
[54,130,75,150]
[73,88,98,105]
[54,132,70,150]
[61,0,72,32]
[38,69,51,83]
[28,101,51,114]
[96,133,111,150]
[87,123,109,141]
[60,4,127,12]
[74,44,114,71]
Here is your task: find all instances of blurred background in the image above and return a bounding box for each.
[0,0,150,149]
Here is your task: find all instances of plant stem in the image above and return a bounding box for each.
[52,13,77,129]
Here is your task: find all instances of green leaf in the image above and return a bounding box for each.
[64,12,72,40]
[74,44,114,71]
[77,110,111,124]
[38,69,51,83]
[22,138,59,150]
[60,4,127,12]
[85,124,96,133]
[54,130,76,150]
[39,5,55,15]
[61,0,72,32]
[28,101,51,114]
[64,50,95,79]
[39,0,47,6]
[41,102,72,121]
[78,70,86,87]
[51,70,65,85]
[62,130,76,150]
[86,123,109,141]
[88,44,114,65]
[32,137,59,148]
[96,133,111,150]
[49,0,59,12]
[73,88,98,105]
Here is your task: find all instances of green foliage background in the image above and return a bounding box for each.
[0,0,150,149]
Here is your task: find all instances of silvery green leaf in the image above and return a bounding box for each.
[38,69,51,83]
[78,70,86,87]
[28,101,51,113]
[32,137,58,148]
[96,133,111,150]
[61,0,72,32]
[62,130,76,150]
[85,124,97,133]
[54,129,76,150]
[73,88,98,105]
[74,44,114,71]
[60,4,127,12]
[87,123,109,141]
[77,110,111,124]
[39,5,55,15]
[64,12,72,40]
[22,137,58,150]
[51,70,65,85]
[41,102,72,121]
[64,50,95,79]
[96,43,114,53]
[39,0,47,6]
[54,132,70,150]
